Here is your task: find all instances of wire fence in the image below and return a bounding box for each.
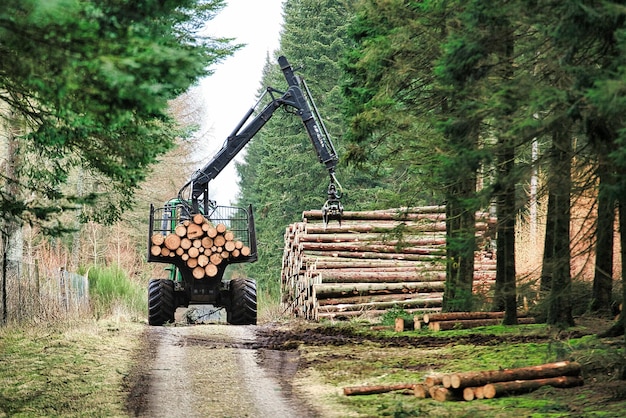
[1,260,90,324]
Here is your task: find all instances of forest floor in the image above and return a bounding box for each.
[1,311,625,417]
[123,311,626,418]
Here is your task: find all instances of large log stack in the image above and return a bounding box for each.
[150,213,251,280]
[281,207,496,320]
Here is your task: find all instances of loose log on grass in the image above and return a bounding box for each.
[482,375,584,399]
[413,384,430,398]
[449,361,582,389]
[394,317,416,332]
[428,316,536,332]
[343,383,416,396]
[423,311,528,323]
[424,374,445,388]
[433,387,464,402]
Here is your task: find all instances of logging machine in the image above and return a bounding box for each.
[146,56,343,326]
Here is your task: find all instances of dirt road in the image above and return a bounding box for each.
[126,311,314,418]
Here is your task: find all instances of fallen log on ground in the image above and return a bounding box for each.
[343,383,416,396]
[446,361,582,389]
[428,316,536,331]
[483,375,584,399]
[422,311,528,324]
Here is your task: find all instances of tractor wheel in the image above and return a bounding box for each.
[148,279,176,326]
[227,278,257,325]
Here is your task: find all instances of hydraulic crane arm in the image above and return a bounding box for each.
[178,56,343,223]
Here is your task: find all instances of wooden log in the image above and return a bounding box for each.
[424,374,445,388]
[343,383,415,396]
[462,387,474,401]
[449,361,582,390]
[187,223,203,239]
[303,207,446,221]
[180,237,192,250]
[314,282,445,298]
[241,246,251,256]
[317,307,442,319]
[214,235,226,247]
[206,226,218,238]
[483,376,584,399]
[317,296,443,312]
[210,253,223,266]
[423,311,527,323]
[197,254,209,267]
[205,263,218,277]
[192,239,202,248]
[175,247,184,256]
[187,247,200,259]
[160,247,170,257]
[187,257,198,268]
[319,292,443,307]
[201,237,213,249]
[318,272,445,284]
[174,224,187,237]
[216,223,227,234]
[235,240,244,249]
[413,384,430,398]
[192,266,205,279]
[300,241,445,255]
[433,387,464,402]
[224,240,236,252]
[150,245,162,257]
[224,231,235,241]
[164,234,181,251]
[151,233,165,246]
[429,317,536,332]
[474,385,485,399]
[395,317,416,332]
[192,213,205,225]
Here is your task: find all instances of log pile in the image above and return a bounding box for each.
[420,361,583,401]
[150,213,251,280]
[343,361,584,401]
[281,207,496,320]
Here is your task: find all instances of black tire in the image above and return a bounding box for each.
[227,278,257,325]
[148,279,176,326]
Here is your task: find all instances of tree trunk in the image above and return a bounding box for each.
[483,375,584,399]
[591,163,615,316]
[546,128,575,327]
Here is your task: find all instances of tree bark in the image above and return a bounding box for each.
[447,361,581,389]
[546,128,575,327]
[483,375,584,399]
[343,383,415,396]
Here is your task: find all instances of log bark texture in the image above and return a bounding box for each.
[482,375,584,399]
[343,383,416,396]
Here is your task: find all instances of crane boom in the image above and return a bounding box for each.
[177,56,342,222]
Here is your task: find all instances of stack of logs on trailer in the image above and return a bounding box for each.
[281,206,496,320]
[150,213,251,279]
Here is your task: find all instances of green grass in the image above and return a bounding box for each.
[87,265,147,320]
[0,320,144,417]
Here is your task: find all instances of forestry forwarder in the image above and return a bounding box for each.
[146,56,343,326]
